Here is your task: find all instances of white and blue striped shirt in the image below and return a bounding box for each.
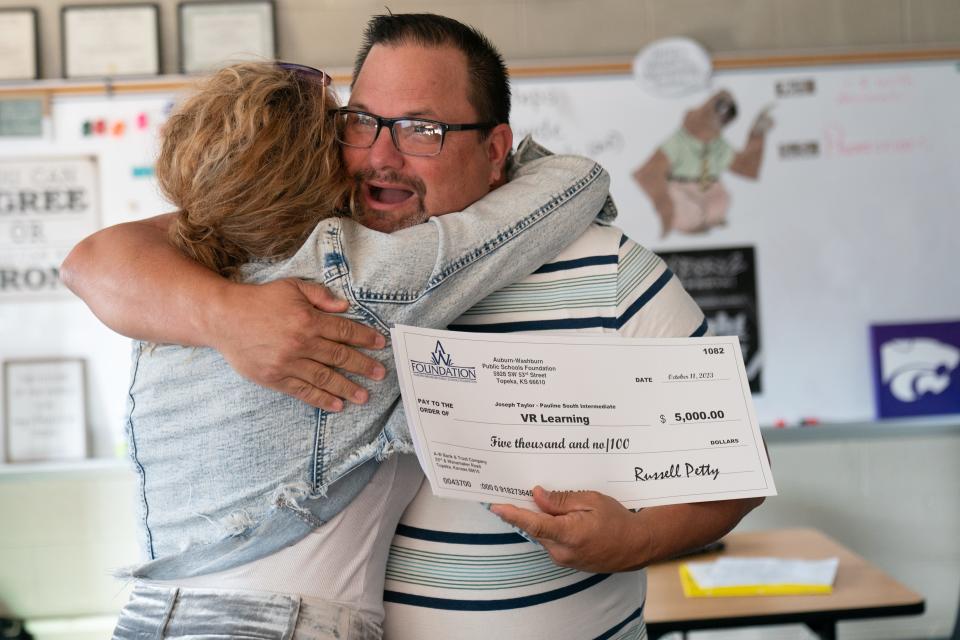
[383,223,708,640]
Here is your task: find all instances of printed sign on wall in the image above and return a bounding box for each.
[0,156,100,297]
[3,358,88,462]
[659,246,762,392]
[871,320,960,419]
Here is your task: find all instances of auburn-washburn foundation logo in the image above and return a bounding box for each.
[411,341,477,382]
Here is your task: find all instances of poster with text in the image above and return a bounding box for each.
[0,156,99,298]
[659,246,762,392]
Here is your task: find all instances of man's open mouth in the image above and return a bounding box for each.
[368,184,415,205]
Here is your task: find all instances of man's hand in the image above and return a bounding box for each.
[491,486,763,574]
[62,216,389,412]
[489,486,650,573]
[211,278,387,412]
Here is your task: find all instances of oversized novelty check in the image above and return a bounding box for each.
[391,325,776,508]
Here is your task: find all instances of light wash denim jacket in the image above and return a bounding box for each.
[124,139,616,580]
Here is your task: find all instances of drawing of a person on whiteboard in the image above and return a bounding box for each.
[633,90,773,237]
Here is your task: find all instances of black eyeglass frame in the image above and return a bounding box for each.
[332,108,498,157]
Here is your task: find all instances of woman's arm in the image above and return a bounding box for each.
[337,151,610,329]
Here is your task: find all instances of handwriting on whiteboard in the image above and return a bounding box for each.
[823,125,926,157]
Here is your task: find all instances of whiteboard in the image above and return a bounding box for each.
[2,60,959,453]
[509,60,960,424]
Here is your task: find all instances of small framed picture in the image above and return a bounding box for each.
[0,94,46,137]
[3,359,88,463]
[178,0,276,74]
[61,4,161,79]
[0,8,40,81]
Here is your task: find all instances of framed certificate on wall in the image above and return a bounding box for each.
[3,358,88,463]
[61,3,161,78]
[178,0,276,74]
[0,8,40,81]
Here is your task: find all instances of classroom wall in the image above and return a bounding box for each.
[2,1,958,637]
[0,467,138,623]
[741,426,960,639]
[2,429,957,639]
[2,0,960,79]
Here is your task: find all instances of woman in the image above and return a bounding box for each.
[112,62,611,638]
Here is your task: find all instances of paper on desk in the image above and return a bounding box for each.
[685,557,839,588]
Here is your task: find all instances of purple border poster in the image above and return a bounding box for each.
[870,320,960,419]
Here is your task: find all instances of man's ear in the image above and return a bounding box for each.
[486,124,513,187]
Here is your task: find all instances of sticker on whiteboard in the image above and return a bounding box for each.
[633,38,712,98]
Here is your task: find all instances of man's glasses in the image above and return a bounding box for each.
[333,108,496,157]
[277,62,331,87]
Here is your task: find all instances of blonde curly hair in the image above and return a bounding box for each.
[156,62,352,278]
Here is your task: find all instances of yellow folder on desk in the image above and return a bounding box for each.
[679,563,834,597]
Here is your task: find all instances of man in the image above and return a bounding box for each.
[63,13,761,639]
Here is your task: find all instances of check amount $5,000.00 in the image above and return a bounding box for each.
[391,325,777,509]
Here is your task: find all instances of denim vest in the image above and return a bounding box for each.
[124,139,615,580]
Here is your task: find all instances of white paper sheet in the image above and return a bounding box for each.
[685,557,839,588]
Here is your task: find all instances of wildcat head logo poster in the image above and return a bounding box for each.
[871,320,960,419]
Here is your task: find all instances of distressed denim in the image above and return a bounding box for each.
[124,139,615,580]
[113,583,380,640]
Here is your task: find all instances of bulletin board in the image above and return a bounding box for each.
[0,87,178,457]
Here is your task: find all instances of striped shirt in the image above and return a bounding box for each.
[382,223,708,640]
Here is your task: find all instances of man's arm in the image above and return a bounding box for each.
[491,488,763,574]
[61,214,387,411]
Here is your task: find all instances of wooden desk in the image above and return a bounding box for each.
[645,528,925,640]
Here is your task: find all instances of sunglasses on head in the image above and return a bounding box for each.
[276,62,332,88]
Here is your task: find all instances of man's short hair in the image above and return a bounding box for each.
[352,13,511,128]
